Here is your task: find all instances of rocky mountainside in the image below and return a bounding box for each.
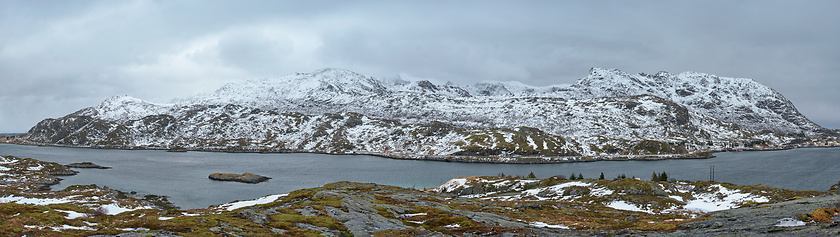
[17,68,833,161]
[557,68,829,136]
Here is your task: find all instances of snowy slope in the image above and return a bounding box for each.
[557,68,828,136]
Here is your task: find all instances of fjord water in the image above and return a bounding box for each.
[2,144,839,209]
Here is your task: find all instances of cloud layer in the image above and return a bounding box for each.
[2,0,839,132]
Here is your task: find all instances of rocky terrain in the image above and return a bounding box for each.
[662,195,840,236]
[11,68,837,162]
[2,155,838,236]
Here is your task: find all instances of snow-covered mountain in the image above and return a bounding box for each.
[557,68,829,136]
[18,68,832,161]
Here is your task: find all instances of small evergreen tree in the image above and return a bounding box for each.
[652,172,659,182]
[660,172,668,182]
[577,173,584,180]
[620,174,626,179]
[499,172,505,177]
[599,172,605,180]
[527,172,536,179]
[570,173,576,180]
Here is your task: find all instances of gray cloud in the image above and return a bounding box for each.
[2,0,839,132]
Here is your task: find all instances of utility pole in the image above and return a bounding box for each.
[709,165,715,182]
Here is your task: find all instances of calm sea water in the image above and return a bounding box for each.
[1,143,838,209]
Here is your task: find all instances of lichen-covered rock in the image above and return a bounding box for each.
[829,181,840,195]
[208,173,271,184]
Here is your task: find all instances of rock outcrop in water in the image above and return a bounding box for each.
[208,173,271,184]
[65,162,111,169]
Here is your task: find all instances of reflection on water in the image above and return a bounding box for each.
[1,144,838,209]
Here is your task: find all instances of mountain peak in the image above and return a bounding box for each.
[588,67,626,77]
[82,95,172,121]
[100,95,143,105]
[195,68,388,105]
[309,68,363,77]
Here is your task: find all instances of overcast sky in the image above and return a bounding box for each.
[1,0,839,133]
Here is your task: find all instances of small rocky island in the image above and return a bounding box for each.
[208,172,271,184]
[65,162,111,169]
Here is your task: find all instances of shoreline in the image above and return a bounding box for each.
[1,140,726,164]
[3,140,837,164]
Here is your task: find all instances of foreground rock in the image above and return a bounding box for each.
[656,195,840,236]
[208,172,271,184]
[65,162,111,169]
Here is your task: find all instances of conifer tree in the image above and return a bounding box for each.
[570,173,576,180]
[527,172,536,179]
[599,172,605,180]
[652,172,659,182]
[577,173,584,180]
[660,172,668,182]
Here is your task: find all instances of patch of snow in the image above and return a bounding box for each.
[492,180,511,187]
[57,210,86,219]
[529,221,570,229]
[442,223,461,228]
[158,217,175,220]
[519,181,604,200]
[435,178,470,192]
[218,194,287,211]
[0,196,73,205]
[669,195,684,202]
[118,227,151,231]
[57,224,96,231]
[607,201,653,214]
[775,218,806,227]
[99,203,153,215]
[25,224,96,231]
[681,184,769,212]
[0,157,18,164]
[400,213,427,217]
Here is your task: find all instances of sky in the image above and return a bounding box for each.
[1,0,839,133]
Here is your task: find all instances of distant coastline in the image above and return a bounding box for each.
[5,134,839,164]
[0,139,718,164]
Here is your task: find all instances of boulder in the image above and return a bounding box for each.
[209,173,271,184]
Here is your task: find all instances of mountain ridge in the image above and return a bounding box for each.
[15,68,836,162]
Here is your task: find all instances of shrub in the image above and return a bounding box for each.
[799,208,839,223]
